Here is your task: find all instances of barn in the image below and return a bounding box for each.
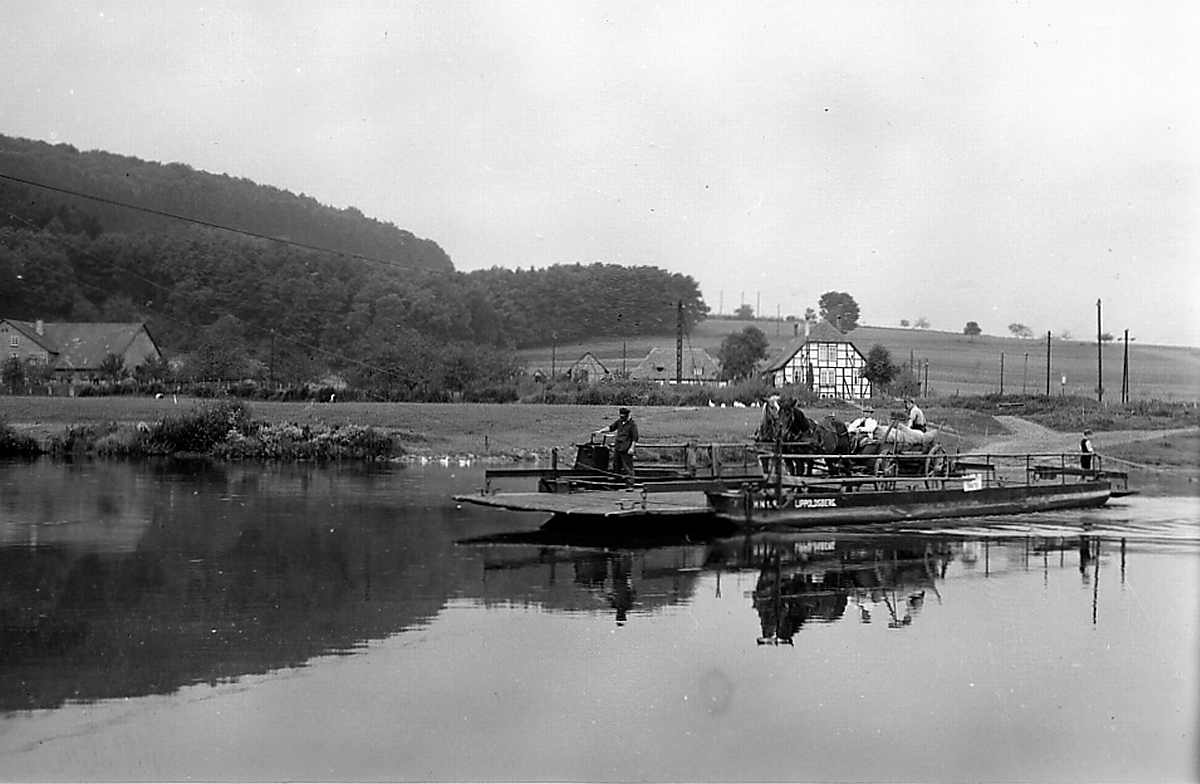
[1,319,164,383]
[762,320,871,400]
[630,346,721,385]
[566,352,610,383]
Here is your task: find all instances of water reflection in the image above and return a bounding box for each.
[0,458,1195,717]
[0,458,464,713]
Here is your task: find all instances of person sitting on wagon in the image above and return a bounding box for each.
[848,406,878,435]
[904,398,927,432]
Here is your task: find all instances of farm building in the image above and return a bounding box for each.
[630,346,721,385]
[763,320,871,399]
[566,352,610,383]
[1,319,164,383]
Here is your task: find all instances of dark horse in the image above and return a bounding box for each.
[755,398,851,476]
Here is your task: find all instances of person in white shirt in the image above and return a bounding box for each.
[904,398,927,432]
[848,407,878,435]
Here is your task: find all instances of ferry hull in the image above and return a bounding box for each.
[708,481,1113,528]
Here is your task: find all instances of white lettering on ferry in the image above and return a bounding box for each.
[793,497,837,509]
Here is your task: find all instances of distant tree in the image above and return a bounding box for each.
[717,326,770,381]
[914,317,930,329]
[804,307,818,327]
[2,355,25,393]
[861,344,898,390]
[24,359,54,387]
[899,319,910,328]
[1008,323,1034,339]
[734,303,755,320]
[818,291,860,331]
[1059,330,1073,341]
[1099,332,1114,343]
[963,321,982,337]
[134,354,172,383]
[97,353,127,382]
[188,315,252,382]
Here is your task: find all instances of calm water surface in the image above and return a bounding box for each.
[1,458,1197,782]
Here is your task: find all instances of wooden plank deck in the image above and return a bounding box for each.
[454,489,712,517]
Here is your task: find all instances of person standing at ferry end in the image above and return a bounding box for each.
[1080,429,1095,470]
[595,407,639,479]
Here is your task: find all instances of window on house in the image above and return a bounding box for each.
[817,343,835,363]
[819,368,836,386]
[9,336,18,347]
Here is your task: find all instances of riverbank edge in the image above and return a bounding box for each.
[3,398,1198,471]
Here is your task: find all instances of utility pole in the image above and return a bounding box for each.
[1096,298,1104,404]
[1045,331,1051,396]
[1000,352,1005,395]
[676,300,683,385]
[1122,329,1132,404]
[1023,352,1029,394]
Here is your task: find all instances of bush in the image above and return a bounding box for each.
[151,401,253,454]
[0,421,42,455]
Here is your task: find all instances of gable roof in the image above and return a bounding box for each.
[764,320,862,372]
[567,351,609,374]
[2,320,57,352]
[630,346,720,380]
[6,321,160,371]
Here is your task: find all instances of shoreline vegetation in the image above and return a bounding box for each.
[2,395,1198,473]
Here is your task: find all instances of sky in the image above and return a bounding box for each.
[2,1,1198,346]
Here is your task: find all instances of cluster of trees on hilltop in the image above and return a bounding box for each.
[0,134,452,273]
[0,137,710,398]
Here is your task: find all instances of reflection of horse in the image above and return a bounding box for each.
[755,398,851,476]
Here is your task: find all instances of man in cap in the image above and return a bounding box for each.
[595,407,639,479]
[1080,429,1095,471]
[848,406,878,435]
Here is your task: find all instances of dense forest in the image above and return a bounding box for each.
[0,135,709,399]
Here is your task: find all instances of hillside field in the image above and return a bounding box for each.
[521,320,1200,402]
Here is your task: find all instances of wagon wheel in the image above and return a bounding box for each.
[924,445,949,489]
[872,454,897,491]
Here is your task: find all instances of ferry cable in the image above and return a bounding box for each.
[0,171,438,277]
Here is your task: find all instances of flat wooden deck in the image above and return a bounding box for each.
[454,489,712,517]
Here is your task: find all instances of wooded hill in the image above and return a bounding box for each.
[0,135,708,396]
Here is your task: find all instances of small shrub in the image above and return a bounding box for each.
[0,422,42,455]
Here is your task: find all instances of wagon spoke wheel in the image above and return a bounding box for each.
[873,456,897,491]
[924,445,949,489]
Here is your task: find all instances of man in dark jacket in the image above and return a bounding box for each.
[595,407,639,478]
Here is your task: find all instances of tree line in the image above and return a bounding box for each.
[0,136,709,398]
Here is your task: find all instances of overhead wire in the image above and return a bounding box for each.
[0,177,537,452]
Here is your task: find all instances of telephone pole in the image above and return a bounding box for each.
[1096,298,1104,403]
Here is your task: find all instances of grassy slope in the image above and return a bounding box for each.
[522,320,1200,401]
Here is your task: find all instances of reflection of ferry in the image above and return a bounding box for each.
[711,535,952,643]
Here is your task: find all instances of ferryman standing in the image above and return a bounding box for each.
[595,407,639,479]
[1080,429,1095,471]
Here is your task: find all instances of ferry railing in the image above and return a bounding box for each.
[749,448,1126,494]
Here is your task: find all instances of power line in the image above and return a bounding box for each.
[0,171,439,276]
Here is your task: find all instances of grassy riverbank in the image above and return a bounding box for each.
[4,395,1198,469]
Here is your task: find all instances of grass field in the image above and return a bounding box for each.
[522,320,1200,401]
[0,394,1128,459]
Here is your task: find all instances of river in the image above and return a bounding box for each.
[1,458,1196,782]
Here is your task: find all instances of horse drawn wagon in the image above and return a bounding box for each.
[754,398,948,486]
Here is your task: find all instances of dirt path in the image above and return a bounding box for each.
[982,416,1198,454]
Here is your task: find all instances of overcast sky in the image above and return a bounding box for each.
[3,1,1197,346]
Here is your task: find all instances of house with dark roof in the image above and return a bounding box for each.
[762,320,871,399]
[1,319,164,382]
[630,346,722,385]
